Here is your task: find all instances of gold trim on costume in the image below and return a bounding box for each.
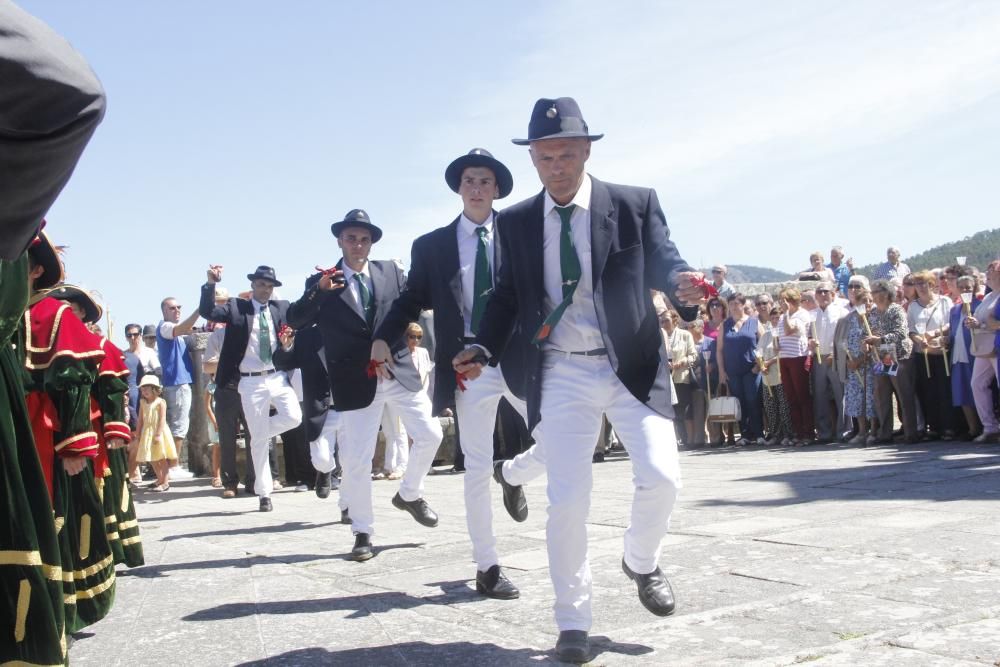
[63,594,76,605]
[0,550,42,566]
[41,564,62,582]
[73,553,113,580]
[117,519,138,530]
[79,515,91,560]
[23,302,67,354]
[74,571,115,600]
[53,517,65,534]
[106,531,120,541]
[120,536,142,547]
[104,515,117,526]
[121,482,131,512]
[14,579,30,642]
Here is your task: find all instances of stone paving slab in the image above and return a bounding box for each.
[68,442,1000,665]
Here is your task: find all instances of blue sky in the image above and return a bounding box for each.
[22,0,1000,347]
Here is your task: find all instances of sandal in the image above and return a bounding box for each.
[151,483,170,492]
[211,477,223,488]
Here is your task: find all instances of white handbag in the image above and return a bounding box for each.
[707,384,741,423]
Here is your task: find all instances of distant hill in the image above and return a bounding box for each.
[705,264,794,284]
[855,228,1000,275]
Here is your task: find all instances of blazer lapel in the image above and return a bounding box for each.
[526,192,546,295]
[443,217,463,315]
[589,177,616,281]
[337,258,367,323]
[369,260,388,322]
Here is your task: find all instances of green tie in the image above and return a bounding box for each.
[470,226,492,334]
[532,204,581,345]
[354,273,374,328]
[258,308,272,364]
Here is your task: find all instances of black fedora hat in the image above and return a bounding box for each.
[444,148,514,199]
[246,265,283,287]
[48,283,103,324]
[330,209,383,243]
[512,97,604,146]
[26,228,64,290]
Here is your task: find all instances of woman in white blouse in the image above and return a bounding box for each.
[906,270,954,440]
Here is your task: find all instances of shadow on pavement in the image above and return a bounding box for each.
[695,443,1000,508]
[184,584,490,622]
[161,521,339,541]
[121,552,343,578]
[232,636,653,665]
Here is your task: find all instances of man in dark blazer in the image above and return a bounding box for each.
[454,97,708,663]
[199,265,302,511]
[286,209,443,562]
[373,148,546,600]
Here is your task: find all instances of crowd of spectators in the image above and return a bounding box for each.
[655,246,1000,448]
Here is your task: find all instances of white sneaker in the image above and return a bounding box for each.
[169,466,194,479]
[295,483,308,492]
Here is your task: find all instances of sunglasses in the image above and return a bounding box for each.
[126,332,140,338]
[408,335,422,340]
[816,289,832,294]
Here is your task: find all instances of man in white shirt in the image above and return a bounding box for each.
[454,97,707,662]
[199,265,302,511]
[809,281,849,442]
[372,148,546,599]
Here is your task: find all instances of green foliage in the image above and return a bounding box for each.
[855,228,1000,275]
[701,264,793,283]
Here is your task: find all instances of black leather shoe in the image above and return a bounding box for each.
[259,497,273,512]
[341,509,351,524]
[622,558,675,616]
[315,471,331,499]
[351,533,374,561]
[554,630,590,664]
[475,564,519,600]
[492,461,527,522]
[391,492,438,527]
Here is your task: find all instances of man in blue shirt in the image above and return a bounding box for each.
[827,246,854,296]
[156,296,199,471]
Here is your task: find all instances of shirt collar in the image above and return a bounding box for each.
[252,299,268,313]
[459,211,494,238]
[543,173,592,218]
[341,259,370,282]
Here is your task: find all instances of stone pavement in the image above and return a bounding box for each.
[70,441,1000,666]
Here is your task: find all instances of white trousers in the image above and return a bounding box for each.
[309,410,347,510]
[381,404,409,473]
[339,378,442,535]
[238,372,302,499]
[972,356,999,433]
[533,353,682,632]
[456,363,547,570]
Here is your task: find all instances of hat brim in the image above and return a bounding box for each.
[28,232,63,290]
[511,131,604,146]
[246,274,282,287]
[330,221,384,244]
[48,284,102,323]
[444,154,514,199]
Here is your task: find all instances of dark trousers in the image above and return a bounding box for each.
[780,356,815,439]
[493,397,531,460]
[728,371,763,439]
[216,385,247,490]
[914,353,954,435]
[281,404,315,485]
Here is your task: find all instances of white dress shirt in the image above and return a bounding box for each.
[813,302,846,355]
[341,259,372,320]
[457,212,495,337]
[543,174,603,352]
[239,299,277,373]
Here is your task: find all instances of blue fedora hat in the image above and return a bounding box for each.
[330,208,383,243]
[512,97,604,146]
[444,148,514,199]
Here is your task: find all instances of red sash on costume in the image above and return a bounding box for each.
[26,391,60,500]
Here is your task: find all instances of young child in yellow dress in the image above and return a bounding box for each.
[135,375,177,491]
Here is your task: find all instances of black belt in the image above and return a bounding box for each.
[240,368,277,377]
[546,347,608,357]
